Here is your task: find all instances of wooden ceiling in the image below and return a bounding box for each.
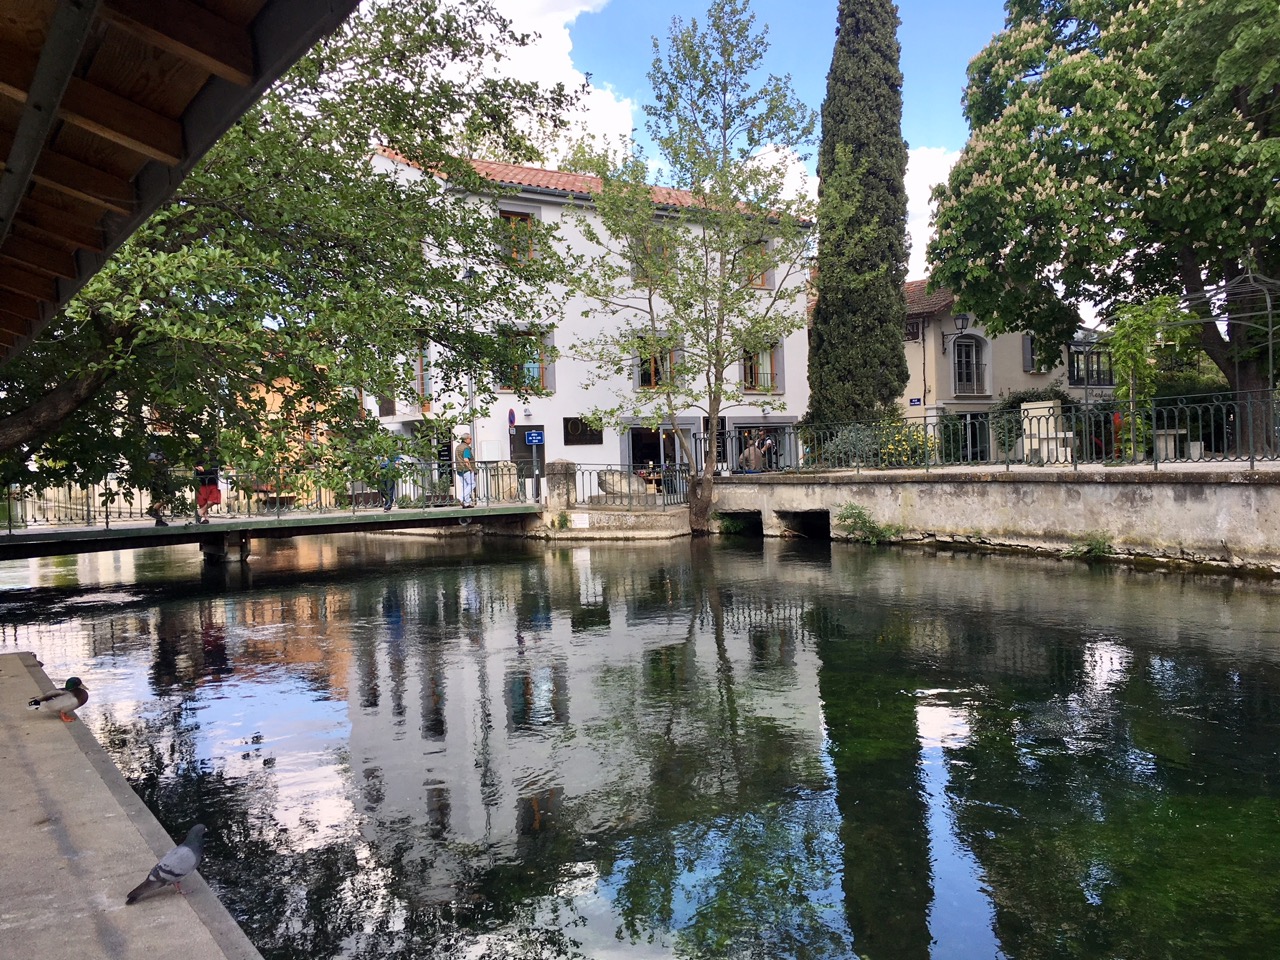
[0,0,360,367]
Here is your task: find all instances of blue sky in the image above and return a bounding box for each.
[492,0,1011,277]
[565,0,1008,155]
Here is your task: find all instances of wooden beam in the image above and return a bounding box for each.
[0,263,57,303]
[0,292,41,327]
[0,235,78,279]
[0,40,185,166]
[0,0,102,251]
[0,315,29,342]
[101,0,255,87]
[14,198,105,253]
[60,76,186,166]
[0,132,134,216]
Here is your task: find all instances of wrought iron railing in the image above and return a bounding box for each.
[692,391,1280,474]
[543,463,690,512]
[2,460,539,533]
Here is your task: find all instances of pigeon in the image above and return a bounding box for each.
[125,824,207,905]
[27,677,89,722]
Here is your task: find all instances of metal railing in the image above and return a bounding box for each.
[693,392,1280,474]
[543,462,691,511]
[3,460,540,533]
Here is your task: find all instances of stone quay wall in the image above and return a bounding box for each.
[709,465,1280,574]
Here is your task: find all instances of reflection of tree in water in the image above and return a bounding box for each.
[579,545,853,959]
[90,542,854,960]
[944,640,1280,958]
[100,704,591,960]
[810,604,933,960]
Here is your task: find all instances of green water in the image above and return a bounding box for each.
[3,536,1279,959]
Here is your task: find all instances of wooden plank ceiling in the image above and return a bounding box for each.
[0,0,360,367]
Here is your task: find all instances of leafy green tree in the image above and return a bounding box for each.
[0,0,573,490]
[806,0,910,424]
[929,0,1279,416]
[566,0,816,534]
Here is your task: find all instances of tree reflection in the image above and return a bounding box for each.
[94,542,855,960]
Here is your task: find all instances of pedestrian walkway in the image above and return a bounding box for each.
[0,652,262,960]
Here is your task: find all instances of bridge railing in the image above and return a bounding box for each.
[2,460,540,532]
[545,463,690,511]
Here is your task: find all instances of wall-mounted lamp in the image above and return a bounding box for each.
[523,406,533,418]
[941,313,972,355]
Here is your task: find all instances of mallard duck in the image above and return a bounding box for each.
[27,676,89,722]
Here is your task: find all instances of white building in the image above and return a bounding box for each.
[366,155,811,479]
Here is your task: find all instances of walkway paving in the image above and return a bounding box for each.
[0,651,261,960]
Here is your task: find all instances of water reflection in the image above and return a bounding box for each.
[4,537,1280,959]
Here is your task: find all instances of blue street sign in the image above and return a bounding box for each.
[909,398,922,407]
[525,431,545,445]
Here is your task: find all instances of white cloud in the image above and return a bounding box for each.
[489,0,636,158]
[486,0,955,283]
[905,146,960,281]
[749,144,817,203]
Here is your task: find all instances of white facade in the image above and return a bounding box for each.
[366,155,811,478]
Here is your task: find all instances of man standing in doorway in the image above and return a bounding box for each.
[454,433,476,508]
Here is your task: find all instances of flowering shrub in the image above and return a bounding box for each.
[819,417,936,468]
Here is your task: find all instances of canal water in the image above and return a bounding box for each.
[3,535,1279,960]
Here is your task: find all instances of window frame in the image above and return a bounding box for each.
[741,343,782,393]
[497,332,550,393]
[499,209,535,263]
[952,336,988,397]
[637,348,674,389]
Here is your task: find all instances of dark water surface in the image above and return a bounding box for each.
[3,536,1280,959]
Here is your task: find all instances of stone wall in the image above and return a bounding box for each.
[710,468,1280,573]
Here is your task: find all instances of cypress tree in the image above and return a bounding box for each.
[806,0,909,423]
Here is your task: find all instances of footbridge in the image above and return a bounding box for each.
[0,503,541,564]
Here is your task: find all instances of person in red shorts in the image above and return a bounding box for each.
[194,452,221,524]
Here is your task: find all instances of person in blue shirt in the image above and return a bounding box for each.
[453,433,476,507]
[379,454,401,511]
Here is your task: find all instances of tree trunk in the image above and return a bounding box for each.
[0,366,115,459]
[687,465,715,535]
[1225,358,1275,456]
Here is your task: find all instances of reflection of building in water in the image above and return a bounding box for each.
[342,547,830,904]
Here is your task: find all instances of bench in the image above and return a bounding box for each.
[1021,401,1075,464]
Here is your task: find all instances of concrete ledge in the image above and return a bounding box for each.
[527,506,691,540]
[0,652,262,960]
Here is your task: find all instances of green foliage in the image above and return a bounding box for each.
[712,512,747,535]
[564,0,816,531]
[1109,298,1200,406]
[556,511,571,530]
[928,0,1279,398]
[1063,532,1112,559]
[0,0,574,491]
[822,416,936,468]
[833,502,903,544]
[808,0,910,422]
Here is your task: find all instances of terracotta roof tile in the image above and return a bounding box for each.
[905,279,954,317]
[376,147,698,208]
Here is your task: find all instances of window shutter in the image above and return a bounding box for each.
[1022,334,1035,373]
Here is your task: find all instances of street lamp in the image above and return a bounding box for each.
[941,312,971,355]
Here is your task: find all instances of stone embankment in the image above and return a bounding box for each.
[0,652,262,960]
[710,461,1280,576]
